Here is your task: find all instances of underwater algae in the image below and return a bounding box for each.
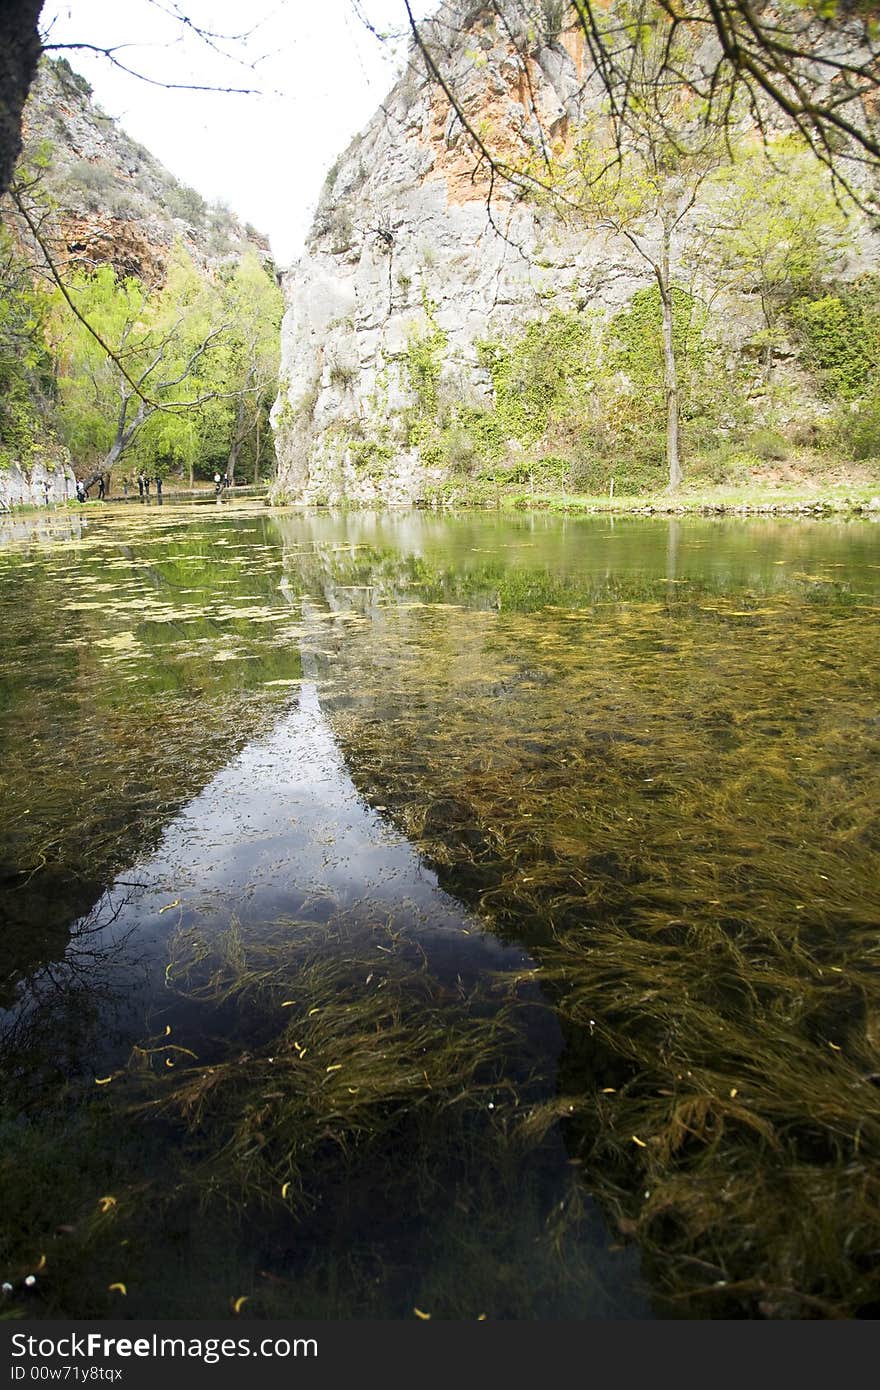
[1,505,879,1319]
[0,896,630,1320]
[296,524,880,1318]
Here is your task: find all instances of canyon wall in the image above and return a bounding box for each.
[271,1,878,504]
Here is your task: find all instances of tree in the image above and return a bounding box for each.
[546,13,730,489]
[216,252,283,484]
[0,221,53,467]
[704,135,852,365]
[49,252,228,486]
[0,1,43,199]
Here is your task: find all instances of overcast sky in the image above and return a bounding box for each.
[39,1,432,265]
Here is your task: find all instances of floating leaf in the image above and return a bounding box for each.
[108,1283,126,1296]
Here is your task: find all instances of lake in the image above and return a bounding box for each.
[1,501,878,1319]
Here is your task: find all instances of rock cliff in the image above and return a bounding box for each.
[20,57,270,284]
[271,1,879,505]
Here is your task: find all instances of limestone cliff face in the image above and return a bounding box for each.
[273,1,609,503]
[271,1,878,505]
[0,449,76,511]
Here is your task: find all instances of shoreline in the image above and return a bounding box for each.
[414,477,880,518]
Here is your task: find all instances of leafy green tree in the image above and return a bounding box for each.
[49,249,228,484]
[215,251,282,484]
[0,222,54,466]
[555,15,729,490]
[705,136,852,364]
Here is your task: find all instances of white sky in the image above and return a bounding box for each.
[39,1,433,266]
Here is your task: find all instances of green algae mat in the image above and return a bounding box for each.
[1,501,878,1319]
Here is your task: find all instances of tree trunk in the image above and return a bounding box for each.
[83,434,126,490]
[0,2,42,198]
[655,225,681,493]
[227,395,247,484]
[253,407,261,486]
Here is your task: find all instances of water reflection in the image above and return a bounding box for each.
[1,594,640,1318]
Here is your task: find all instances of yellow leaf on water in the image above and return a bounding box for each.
[730,1088,738,1098]
[233,1296,248,1314]
[601,1088,616,1094]
[94,1076,113,1086]
[165,1058,175,1068]
[280,1001,295,1008]
[326,1064,342,1073]
[35,1255,46,1272]
[98,1196,117,1213]
[108,1283,126,1296]
[413,1308,431,1320]
[281,1182,291,1199]
[828,1041,842,1051]
[164,1025,172,1036]
[158,900,181,914]
[631,1135,647,1148]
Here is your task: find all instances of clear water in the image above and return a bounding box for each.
[1,502,878,1319]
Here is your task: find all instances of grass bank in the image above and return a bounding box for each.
[425,470,880,518]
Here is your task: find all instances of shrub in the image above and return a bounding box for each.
[165,183,207,226]
[790,280,880,400]
[834,395,880,460]
[745,428,790,461]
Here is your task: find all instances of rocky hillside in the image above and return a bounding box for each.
[271,0,880,505]
[20,56,270,284]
